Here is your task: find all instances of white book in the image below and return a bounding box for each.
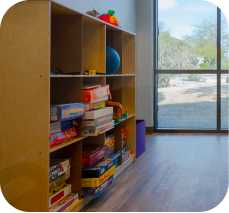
[84,107,113,120]
[82,121,114,136]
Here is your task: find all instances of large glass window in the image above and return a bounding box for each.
[155,0,229,131]
[158,0,217,70]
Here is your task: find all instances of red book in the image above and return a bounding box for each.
[82,85,110,103]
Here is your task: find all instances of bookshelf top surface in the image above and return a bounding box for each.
[51,1,136,36]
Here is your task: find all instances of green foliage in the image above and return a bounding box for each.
[159,18,229,70]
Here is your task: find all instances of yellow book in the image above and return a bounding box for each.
[82,166,116,188]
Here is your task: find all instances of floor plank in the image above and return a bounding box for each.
[83,134,228,212]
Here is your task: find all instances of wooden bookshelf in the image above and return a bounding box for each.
[0,1,136,211]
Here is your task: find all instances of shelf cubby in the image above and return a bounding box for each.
[82,17,106,74]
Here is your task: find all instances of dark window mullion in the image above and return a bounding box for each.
[217,7,221,130]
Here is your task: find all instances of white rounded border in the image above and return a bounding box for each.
[0,0,228,212]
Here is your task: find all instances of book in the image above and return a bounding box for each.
[82,115,113,127]
[82,85,110,103]
[81,166,116,188]
[49,193,79,212]
[83,107,113,120]
[82,158,113,178]
[82,176,113,197]
[49,159,70,182]
[82,121,114,136]
[82,146,108,168]
[85,100,107,111]
[49,184,72,208]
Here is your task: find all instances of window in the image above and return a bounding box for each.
[158,74,217,129]
[221,14,229,70]
[154,0,229,131]
[221,74,229,129]
[158,0,217,70]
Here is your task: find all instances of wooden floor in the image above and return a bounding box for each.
[83,134,228,212]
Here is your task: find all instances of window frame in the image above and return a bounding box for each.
[153,0,229,132]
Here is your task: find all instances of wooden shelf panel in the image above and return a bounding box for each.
[50,74,136,78]
[50,136,86,153]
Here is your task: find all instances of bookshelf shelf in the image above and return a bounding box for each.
[49,136,86,153]
[50,74,136,78]
[1,1,136,212]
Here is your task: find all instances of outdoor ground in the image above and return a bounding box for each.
[158,75,229,129]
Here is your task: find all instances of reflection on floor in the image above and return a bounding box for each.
[83,134,228,212]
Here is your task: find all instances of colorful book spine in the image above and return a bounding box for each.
[83,107,113,120]
[49,184,72,208]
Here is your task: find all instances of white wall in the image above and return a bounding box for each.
[54,0,136,32]
[136,0,154,127]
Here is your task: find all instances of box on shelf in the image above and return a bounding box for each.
[49,193,79,212]
[82,120,114,137]
[82,176,114,197]
[82,115,113,128]
[49,173,70,195]
[82,146,108,168]
[49,184,72,208]
[85,100,106,111]
[49,159,70,182]
[83,107,113,120]
[82,158,113,178]
[108,152,122,168]
[81,165,116,188]
[49,119,81,148]
[57,103,85,121]
[82,85,110,103]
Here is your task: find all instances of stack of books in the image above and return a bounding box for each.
[50,103,85,147]
[81,85,114,136]
[49,159,80,212]
[81,150,122,197]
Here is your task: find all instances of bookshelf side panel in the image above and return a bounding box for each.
[0,1,50,211]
